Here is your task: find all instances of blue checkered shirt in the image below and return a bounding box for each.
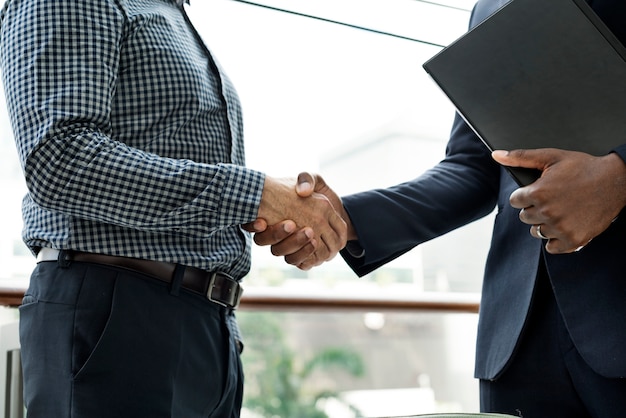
[1,0,264,273]
[0,0,264,336]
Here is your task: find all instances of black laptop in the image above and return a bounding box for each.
[422,0,626,185]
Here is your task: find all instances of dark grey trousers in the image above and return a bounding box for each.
[19,257,243,417]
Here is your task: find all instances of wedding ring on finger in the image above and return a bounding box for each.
[535,224,548,240]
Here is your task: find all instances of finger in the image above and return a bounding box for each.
[518,206,544,225]
[518,207,530,223]
[544,235,592,254]
[296,172,315,197]
[253,220,297,246]
[308,239,332,264]
[283,240,318,266]
[320,211,348,258]
[296,260,315,271]
[509,188,527,210]
[296,252,327,271]
[242,218,268,233]
[532,223,582,253]
[492,149,554,170]
[544,238,575,255]
[269,227,315,257]
[509,183,542,212]
[530,224,549,240]
[574,239,592,253]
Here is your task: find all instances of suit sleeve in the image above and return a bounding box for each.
[340,114,501,276]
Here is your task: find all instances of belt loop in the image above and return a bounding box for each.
[57,250,72,268]
[170,264,185,296]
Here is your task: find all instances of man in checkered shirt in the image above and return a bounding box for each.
[0,0,347,416]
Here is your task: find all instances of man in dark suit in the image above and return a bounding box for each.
[248,0,626,415]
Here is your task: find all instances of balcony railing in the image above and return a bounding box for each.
[0,285,480,312]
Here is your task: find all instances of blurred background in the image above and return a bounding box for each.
[0,0,495,416]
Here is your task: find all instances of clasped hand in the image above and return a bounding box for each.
[245,147,626,267]
[245,173,348,270]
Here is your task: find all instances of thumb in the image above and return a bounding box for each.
[296,172,315,197]
[242,218,268,233]
[492,149,552,170]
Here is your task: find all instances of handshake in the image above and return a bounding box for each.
[244,173,356,270]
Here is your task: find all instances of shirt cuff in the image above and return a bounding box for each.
[344,240,365,258]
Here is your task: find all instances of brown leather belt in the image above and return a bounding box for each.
[36,248,243,309]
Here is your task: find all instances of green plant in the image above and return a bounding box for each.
[238,312,364,418]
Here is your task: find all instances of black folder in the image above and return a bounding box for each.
[422,0,626,185]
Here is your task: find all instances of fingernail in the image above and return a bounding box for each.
[283,222,295,233]
[297,181,311,192]
[492,150,509,158]
[304,228,314,239]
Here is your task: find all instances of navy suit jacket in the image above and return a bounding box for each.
[341,0,626,380]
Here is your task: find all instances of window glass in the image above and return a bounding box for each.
[1,0,489,293]
[0,90,29,286]
[188,0,491,295]
[237,310,479,416]
[0,1,485,415]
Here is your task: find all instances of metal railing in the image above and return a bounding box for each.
[0,286,480,312]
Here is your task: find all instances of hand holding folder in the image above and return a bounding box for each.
[422,0,626,186]
[490,147,626,252]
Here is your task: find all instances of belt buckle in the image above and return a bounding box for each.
[207,272,243,309]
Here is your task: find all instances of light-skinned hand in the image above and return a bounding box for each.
[246,173,354,270]
[249,174,348,269]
